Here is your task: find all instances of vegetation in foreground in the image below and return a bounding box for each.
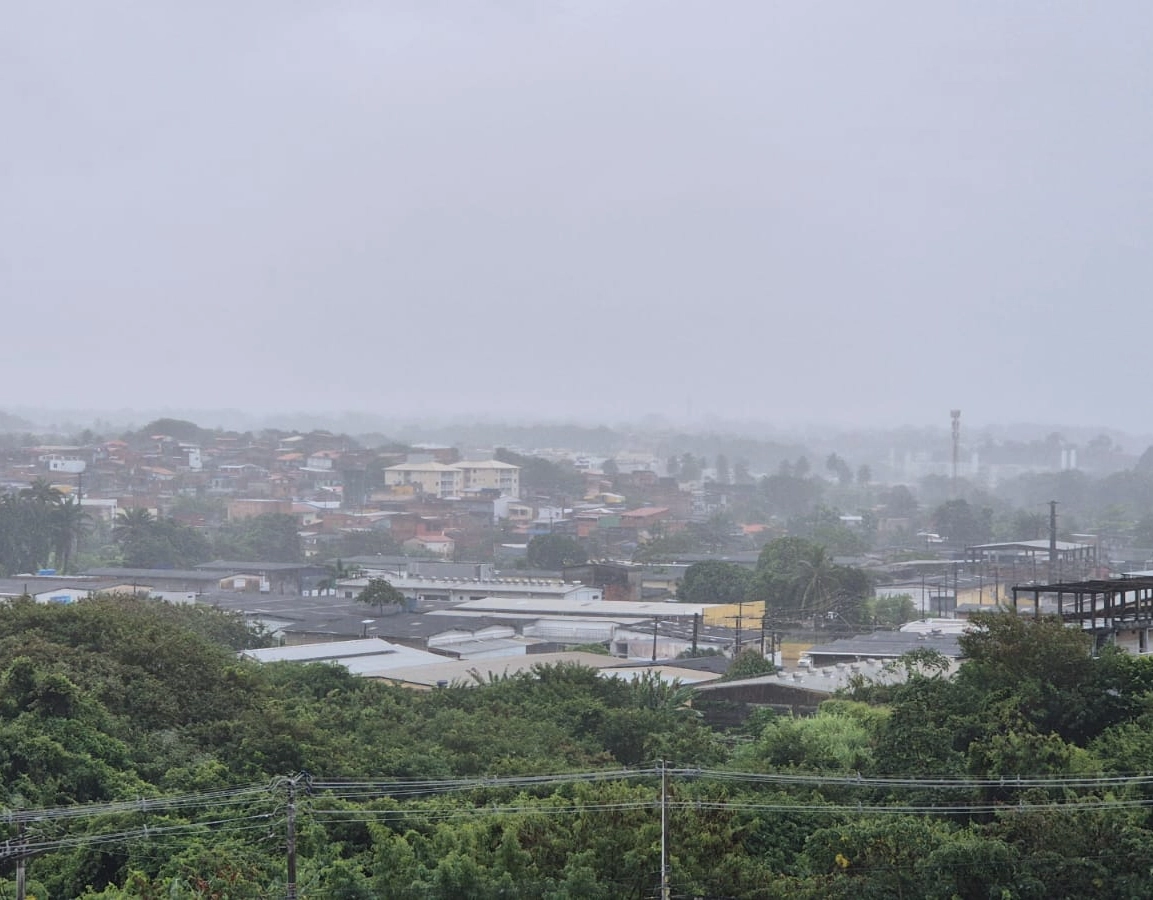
[3,600,1153,897]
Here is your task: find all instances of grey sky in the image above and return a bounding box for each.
[4,2,1151,429]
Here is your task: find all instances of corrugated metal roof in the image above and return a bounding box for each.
[242,638,445,673]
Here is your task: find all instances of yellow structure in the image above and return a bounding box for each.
[384,459,520,498]
[454,459,520,496]
[703,600,767,629]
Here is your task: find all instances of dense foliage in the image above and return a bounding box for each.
[0,480,91,575]
[525,534,588,570]
[750,536,873,625]
[7,602,1153,897]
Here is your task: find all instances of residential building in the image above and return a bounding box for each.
[384,461,463,498]
[384,459,521,500]
[454,459,520,497]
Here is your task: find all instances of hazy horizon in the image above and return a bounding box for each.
[5,3,1152,427]
[5,404,1152,453]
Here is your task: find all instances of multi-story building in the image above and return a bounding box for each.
[384,459,520,499]
[384,461,463,498]
[454,459,520,497]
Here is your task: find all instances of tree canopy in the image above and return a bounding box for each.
[750,536,872,624]
[676,560,753,605]
[355,577,405,613]
[526,534,588,569]
[2,601,1153,897]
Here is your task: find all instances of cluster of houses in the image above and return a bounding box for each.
[2,430,747,562]
[6,427,1151,720]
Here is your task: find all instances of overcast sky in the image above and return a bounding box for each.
[4,2,1151,430]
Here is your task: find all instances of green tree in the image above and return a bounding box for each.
[677,561,753,605]
[113,509,212,568]
[869,593,916,628]
[356,578,405,614]
[722,647,776,681]
[494,448,584,497]
[931,498,993,545]
[51,497,93,573]
[793,545,839,611]
[213,513,303,562]
[113,507,155,547]
[880,484,918,518]
[825,453,852,486]
[526,534,587,569]
[751,536,871,622]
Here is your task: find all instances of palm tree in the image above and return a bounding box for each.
[792,545,838,613]
[0,492,22,574]
[113,507,154,558]
[318,559,364,595]
[11,480,63,572]
[20,478,63,507]
[114,507,154,541]
[51,499,93,573]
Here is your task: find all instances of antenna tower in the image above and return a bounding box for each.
[950,410,961,493]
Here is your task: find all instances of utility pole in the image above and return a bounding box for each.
[15,821,25,900]
[286,777,297,900]
[281,774,309,900]
[691,612,699,655]
[651,616,659,662]
[1049,500,1059,584]
[659,760,671,900]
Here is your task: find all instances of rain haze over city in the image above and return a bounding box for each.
[4,1,1153,431]
[10,5,1153,897]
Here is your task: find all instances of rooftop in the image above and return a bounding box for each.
[450,597,715,617]
[242,638,446,676]
[196,560,323,573]
[968,540,1094,552]
[803,630,963,661]
[82,567,229,582]
[695,656,957,696]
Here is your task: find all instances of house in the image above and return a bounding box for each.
[403,535,456,558]
[621,506,671,529]
[227,498,294,521]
